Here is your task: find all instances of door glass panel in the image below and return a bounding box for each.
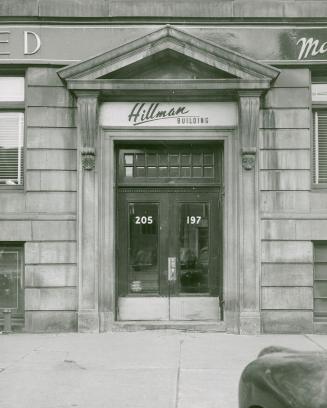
[128,203,159,294]
[179,203,209,294]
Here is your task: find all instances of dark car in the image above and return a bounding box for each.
[239,346,327,408]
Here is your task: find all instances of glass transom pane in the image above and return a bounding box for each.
[312,84,327,102]
[0,77,24,102]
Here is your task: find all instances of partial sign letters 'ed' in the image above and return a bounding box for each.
[24,31,41,55]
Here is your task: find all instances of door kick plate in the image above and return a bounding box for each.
[168,257,177,281]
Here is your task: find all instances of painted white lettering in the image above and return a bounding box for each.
[297,37,327,60]
[0,31,10,56]
[297,37,320,59]
[24,31,41,55]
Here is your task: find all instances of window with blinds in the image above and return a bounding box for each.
[0,77,24,186]
[313,110,327,184]
[0,113,24,185]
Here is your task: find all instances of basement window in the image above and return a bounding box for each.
[0,244,24,318]
[314,242,327,321]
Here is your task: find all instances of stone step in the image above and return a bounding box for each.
[112,320,226,332]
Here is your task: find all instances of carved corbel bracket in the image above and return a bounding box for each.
[241,147,257,171]
[238,91,261,171]
[76,92,99,171]
[81,147,96,170]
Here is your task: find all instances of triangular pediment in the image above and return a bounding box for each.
[101,49,236,80]
[58,25,279,81]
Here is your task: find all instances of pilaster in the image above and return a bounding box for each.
[238,91,262,334]
[76,92,100,332]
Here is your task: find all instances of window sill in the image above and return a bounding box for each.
[0,185,24,191]
[311,183,327,191]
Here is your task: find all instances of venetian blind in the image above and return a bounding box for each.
[0,112,24,185]
[313,110,327,184]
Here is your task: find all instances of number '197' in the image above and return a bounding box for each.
[186,216,201,224]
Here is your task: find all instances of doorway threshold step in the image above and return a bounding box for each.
[112,320,226,332]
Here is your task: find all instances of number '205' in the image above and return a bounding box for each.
[135,216,153,224]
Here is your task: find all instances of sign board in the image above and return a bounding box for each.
[1,26,327,63]
[99,102,238,127]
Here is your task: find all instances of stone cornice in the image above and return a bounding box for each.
[2,1,327,21]
[68,79,273,101]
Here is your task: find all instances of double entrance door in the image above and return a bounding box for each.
[117,189,222,321]
[117,188,222,320]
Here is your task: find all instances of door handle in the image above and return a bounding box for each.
[168,257,177,281]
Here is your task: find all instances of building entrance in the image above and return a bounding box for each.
[116,143,223,321]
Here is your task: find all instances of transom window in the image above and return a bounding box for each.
[0,77,25,186]
[123,151,215,178]
[117,144,222,185]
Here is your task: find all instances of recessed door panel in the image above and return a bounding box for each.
[169,297,220,321]
[118,297,169,320]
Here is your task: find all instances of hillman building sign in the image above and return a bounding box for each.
[1,26,327,62]
[99,102,238,127]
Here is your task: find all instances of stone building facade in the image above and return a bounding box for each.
[0,0,327,334]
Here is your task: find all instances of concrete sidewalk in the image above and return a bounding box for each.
[1,331,327,408]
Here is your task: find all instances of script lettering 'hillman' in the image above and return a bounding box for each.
[297,37,327,60]
[128,103,190,125]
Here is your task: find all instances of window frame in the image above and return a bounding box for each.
[0,74,25,190]
[311,106,327,189]
[313,241,327,322]
[0,242,24,319]
[311,77,327,189]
